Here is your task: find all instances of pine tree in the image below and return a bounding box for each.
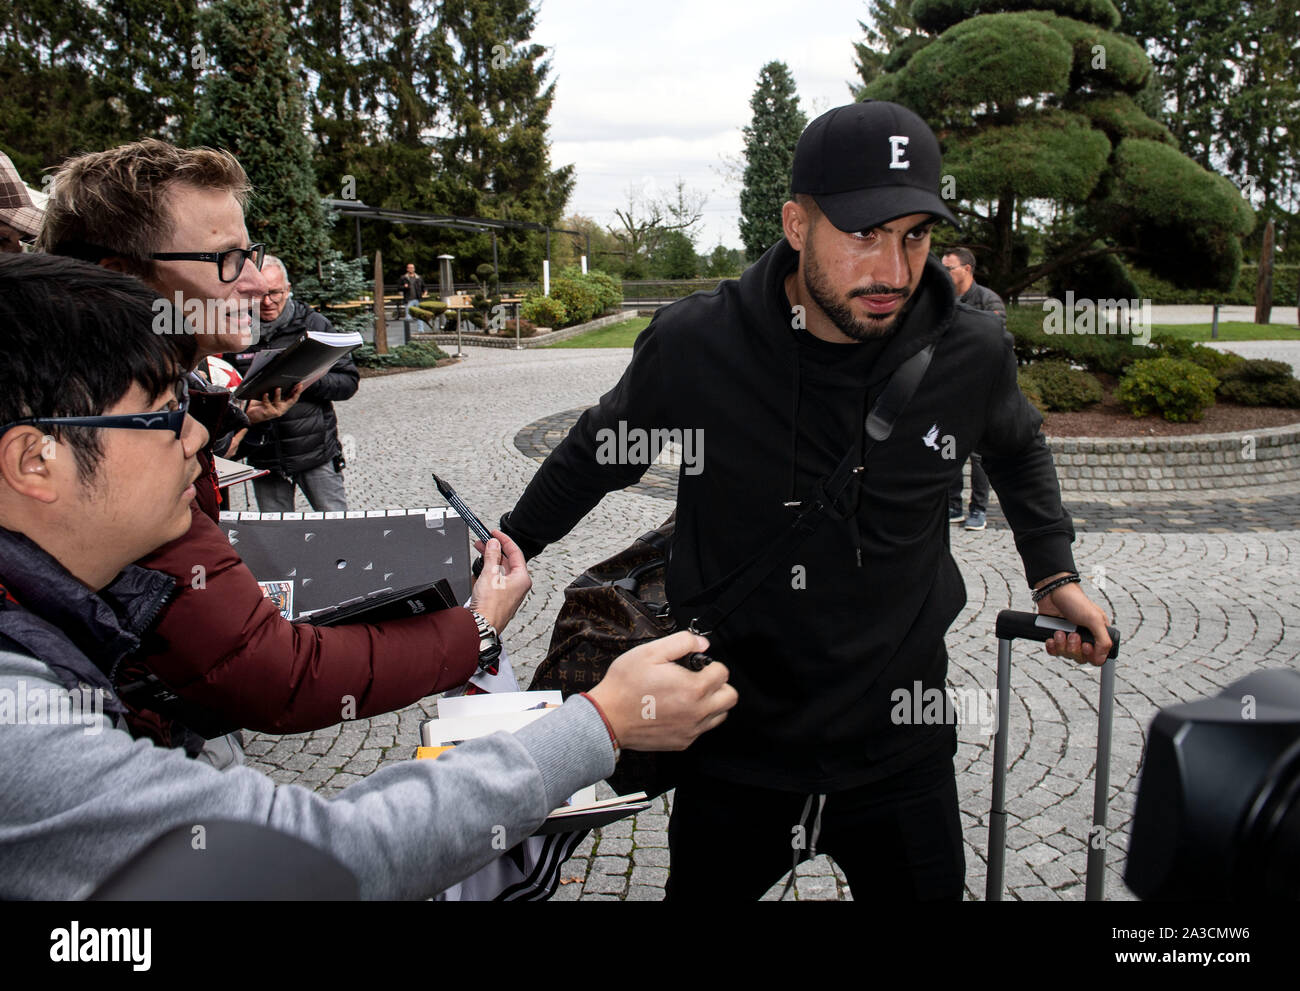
[96,0,201,144]
[288,0,444,272]
[190,0,329,276]
[430,0,574,280]
[739,61,806,262]
[0,0,198,174]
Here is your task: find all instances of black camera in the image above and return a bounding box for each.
[1126,668,1300,900]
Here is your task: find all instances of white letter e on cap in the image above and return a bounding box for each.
[889,135,911,170]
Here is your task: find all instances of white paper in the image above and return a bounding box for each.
[437,690,562,720]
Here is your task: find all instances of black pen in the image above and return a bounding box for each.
[432,472,494,544]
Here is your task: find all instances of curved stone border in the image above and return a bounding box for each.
[420,310,635,350]
[1049,423,1300,495]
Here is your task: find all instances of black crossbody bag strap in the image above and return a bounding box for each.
[685,343,934,635]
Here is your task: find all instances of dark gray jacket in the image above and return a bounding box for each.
[960,281,1006,322]
[238,299,360,476]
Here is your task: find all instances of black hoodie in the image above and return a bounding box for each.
[505,238,1076,792]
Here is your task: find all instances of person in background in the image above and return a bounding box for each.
[401,261,425,307]
[237,254,358,513]
[941,246,1006,532]
[0,151,43,253]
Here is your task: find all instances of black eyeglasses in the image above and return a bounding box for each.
[149,244,266,283]
[0,379,190,441]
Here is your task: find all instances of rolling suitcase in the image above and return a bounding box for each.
[986,610,1121,901]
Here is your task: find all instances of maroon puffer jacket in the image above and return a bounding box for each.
[123,451,479,747]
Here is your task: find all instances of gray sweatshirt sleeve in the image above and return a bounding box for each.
[0,651,614,901]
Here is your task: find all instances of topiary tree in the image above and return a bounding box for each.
[860,0,1255,299]
[470,262,502,329]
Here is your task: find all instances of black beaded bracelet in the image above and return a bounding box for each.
[1032,573,1081,603]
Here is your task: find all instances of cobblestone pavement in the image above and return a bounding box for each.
[230,346,1300,902]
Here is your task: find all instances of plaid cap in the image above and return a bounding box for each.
[0,152,44,237]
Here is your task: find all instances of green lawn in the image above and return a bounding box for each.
[1152,321,1300,341]
[545,317,650,348]
[546,316,1300,348]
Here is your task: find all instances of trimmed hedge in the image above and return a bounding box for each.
[1217,358,1295,384]
[1017,360,1104,411]
[1127,263,1299,307]
[1218,378,1300,407]
[912,0,1122,35]
[354,339,448,369]
[1116,357,1218,422]
[521,293,567,328]
[1006,304,1145,374]
[1215,358,1300,407]
[550,275,601,325]
[1188,345,1246,379]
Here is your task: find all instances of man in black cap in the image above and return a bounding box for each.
[491,101,1110,901]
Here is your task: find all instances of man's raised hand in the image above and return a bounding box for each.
[469,530,531,635]
[586,632,739,752]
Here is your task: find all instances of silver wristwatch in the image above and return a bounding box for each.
[470,610,502,672]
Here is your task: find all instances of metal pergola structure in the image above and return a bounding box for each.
[322,199,589,280]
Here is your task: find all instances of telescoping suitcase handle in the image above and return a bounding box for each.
[986,611,1121,902]
[994,611,1121,658]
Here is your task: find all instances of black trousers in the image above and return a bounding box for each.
[663,746,965,902]
[949,452,989,515]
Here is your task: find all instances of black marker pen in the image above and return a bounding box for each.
[432,472,494,544]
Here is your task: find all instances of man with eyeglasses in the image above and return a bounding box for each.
[35,139,531,767]
[233,254,359,513]
[0,253,737,900]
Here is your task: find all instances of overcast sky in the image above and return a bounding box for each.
[533,0,872,251]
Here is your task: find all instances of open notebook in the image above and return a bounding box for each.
[419,692,649,834]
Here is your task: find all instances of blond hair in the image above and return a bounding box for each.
[38,138,251,277]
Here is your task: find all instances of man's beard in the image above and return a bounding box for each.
[802,238,914,341]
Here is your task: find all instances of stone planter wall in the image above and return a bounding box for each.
[1047,424,1300,494]
[422,310,630,350]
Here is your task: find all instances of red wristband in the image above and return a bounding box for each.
[579,692,620,757]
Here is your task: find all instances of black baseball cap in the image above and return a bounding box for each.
[790,101,959,234]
